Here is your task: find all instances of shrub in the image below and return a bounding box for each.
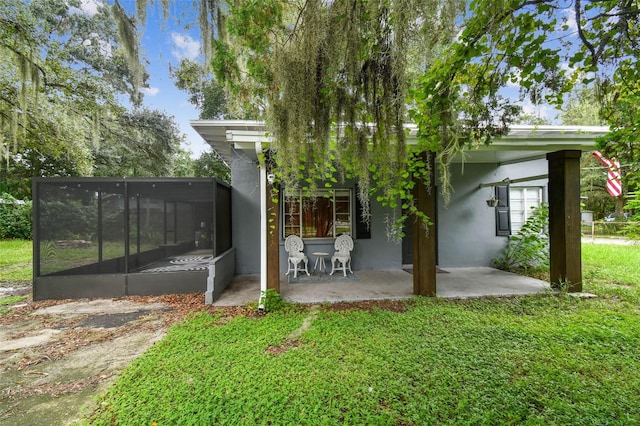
[258,288,287,312]
[0,193,32,239]
[492,203,549,273]
[621,194,640,241]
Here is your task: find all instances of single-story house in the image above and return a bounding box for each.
[190,120,609,302]
[30,123,609,302]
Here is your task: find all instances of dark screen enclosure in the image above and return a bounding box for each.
[32,178,231,300]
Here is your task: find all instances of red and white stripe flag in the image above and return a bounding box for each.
[593,151,622,197]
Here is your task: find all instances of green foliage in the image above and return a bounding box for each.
[92,108,184,177]
[170,59,231,120]
[0,0,144,166]
[0,294,27,315]
[580,153,617,220]
[597,77,640,194]
[172,149,231,183]
[213,0,464,235]
[412,0,639,201]
[0,0,190,182]
[493,203,549,273]
[258,288,286,312]
[170,148,197,177]
[624,226,640,242]
[39,198,96,241]
[205,0,640,240]
[1,149,83,199]
[192,151,231,183]
[621,193,640,241]
[559,86,606,126]
[0,193,32,239]
[513,113,551,126]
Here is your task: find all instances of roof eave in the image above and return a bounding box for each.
[190,120,611,164]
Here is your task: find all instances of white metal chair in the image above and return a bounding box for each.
[284,235,310,278]
[330,234,354,276]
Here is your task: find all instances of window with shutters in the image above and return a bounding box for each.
[283,189,352,239]
[509,187,543,233]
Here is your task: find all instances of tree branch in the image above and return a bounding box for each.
[574,0,598,65]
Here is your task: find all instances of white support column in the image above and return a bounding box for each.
[256,142,267,311]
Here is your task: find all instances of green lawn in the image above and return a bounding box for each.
[0,239,155,281]
[0,239,32,283]
[85,243,640,425]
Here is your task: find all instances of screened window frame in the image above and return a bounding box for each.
[282,189,353,239]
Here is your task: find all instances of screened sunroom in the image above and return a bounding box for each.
[32,178,231,300]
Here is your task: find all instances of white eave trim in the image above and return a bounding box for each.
[190,120,611,161]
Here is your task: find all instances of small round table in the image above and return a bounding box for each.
[312,252,329,274]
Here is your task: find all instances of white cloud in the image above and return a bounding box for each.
[69,0,102,16]
[519,99,559,123]
[563,8,578,32]
[140,86,160,96]
[171,32,201,61]
[82,32,113,57]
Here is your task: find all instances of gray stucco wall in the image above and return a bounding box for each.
[231,152,550,273]
[231,151,261,274]
[436,159,548,267]
[351,201,403,270]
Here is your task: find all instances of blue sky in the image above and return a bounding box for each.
[133,2,210,156]
[80,1,210,156]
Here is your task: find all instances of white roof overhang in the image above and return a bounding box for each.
[190,120,610,165]
[189,120,268,165]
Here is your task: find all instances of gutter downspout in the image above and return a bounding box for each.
[256,142,267,311]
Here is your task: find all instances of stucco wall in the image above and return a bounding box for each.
[231,153,550,273]
[231,151,261,274]
[436,159,548,267]
[351,200,403,270]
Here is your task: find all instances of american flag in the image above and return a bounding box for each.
[593,151,622,197]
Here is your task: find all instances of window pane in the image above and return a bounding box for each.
[283,189,352,238]
[302,195,333,238]
[334,190,352,236]
[510,187,542,234]
[284,196,301,237]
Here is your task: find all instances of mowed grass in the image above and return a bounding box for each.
[582,243,640,303]
[0,239,32,283]
[87,243,640,425]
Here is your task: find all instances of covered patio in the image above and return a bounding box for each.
[191,121,610,307]
[211,268,550,306]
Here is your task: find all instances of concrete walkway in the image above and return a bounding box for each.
[212,267,550,306]
[582,236,638,245]
[0,299,170,425]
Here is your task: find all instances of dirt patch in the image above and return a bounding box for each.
[0,293,207,426]
[321,299,409,313]
[78,309,168,328]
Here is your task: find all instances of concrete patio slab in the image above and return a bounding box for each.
[211,267,550,306]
